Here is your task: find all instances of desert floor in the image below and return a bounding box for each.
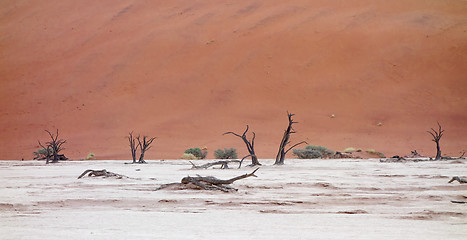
[0,159,466,239]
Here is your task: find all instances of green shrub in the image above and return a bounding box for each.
[305,145,335,157]
[86,153,95,160]
[200,147,208,159]
[214,148,238,159]
[366,149,385,158]
[33,148,51,159]
[181,153,197,160]
[344,147,357,153]
[35,148,49,155]
[184,148,206,159]
[293,149,323,159]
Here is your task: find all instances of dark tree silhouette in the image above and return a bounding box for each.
[38,129,67,164]
[427,122,444,160]
[274,112,307,165]
[127,131,139,163]
[136,135,156,164]
[224,125,261,166]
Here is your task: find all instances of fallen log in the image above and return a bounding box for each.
[448,176,467,184]
[189,160,241,169]
[78,169,130,179]
[189,155,252,169]
[156,168,259,192]
[34,154,68,161]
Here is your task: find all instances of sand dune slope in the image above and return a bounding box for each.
[1,0,466,160]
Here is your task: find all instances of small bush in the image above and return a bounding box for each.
[33,148,51,159]
[344,147,357,153]
[293,149,323,159]
[86,153,95,160]
[200,147,208,159]
[305,145,335,157]
[214,148,238,159]
[184,148,206,159]
[181,153,197,160]
[366,149,385,158]
[34,148,49,155]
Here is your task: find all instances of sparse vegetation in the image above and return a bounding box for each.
[181,153,197,160]
[184,147,207,159]
[293,149,323,159]
[365,149,385,158]
[305,145,335,158]
[33,148,50,160]
[344,147,357,153]
[86,153,96,160]
[292,145,336,159]
[214,148,238,159]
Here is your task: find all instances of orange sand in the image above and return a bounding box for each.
[1,0,466,160]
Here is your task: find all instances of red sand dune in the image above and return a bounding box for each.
[1,0,466,160]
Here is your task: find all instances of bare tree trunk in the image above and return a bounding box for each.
[128,131,139,163]
[435,141,441,160]
[274,112,307,165]
[224,125,261,166]
[137,135,156,164]
[427,122,444,160]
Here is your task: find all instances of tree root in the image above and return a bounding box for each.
[156,168,259,192]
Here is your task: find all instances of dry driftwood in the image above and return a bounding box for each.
[448,176,467,184]
[189,155,252,169]
[440,152,466,160]
[78,169,130,179]
[404,150,425,158]
[189,160,242,169]
[156,168,259,192]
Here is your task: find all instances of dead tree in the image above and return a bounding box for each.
[38,129,67,164]
[427,122,444,160]
[136,135,156,164]
[274,112,307,165]
[224,125,260,166]
[156,168,259,192]
[128,131,139,163]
